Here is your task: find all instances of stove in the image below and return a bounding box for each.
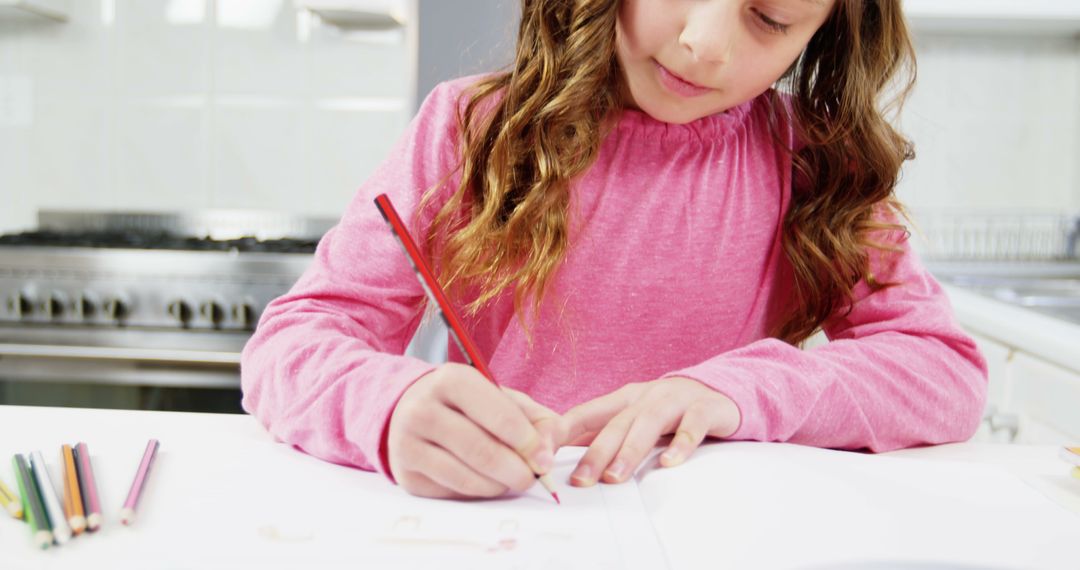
[0,211,334,390]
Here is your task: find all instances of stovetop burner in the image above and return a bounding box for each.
[0,230,319,253]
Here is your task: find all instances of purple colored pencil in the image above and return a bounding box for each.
[120,439,160,526]
[74,442,103,530]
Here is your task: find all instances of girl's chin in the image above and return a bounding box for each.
[636,99,710,125]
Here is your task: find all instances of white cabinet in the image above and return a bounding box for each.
[1011,353,1080,443]
[965,339,1080,445]
[964,328,1080,445]
[944,285,1080,445]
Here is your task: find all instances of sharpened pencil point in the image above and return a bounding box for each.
[34,530,52,550]
[70,515,87,534]
[553,492,560,505]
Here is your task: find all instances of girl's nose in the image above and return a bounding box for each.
[679,1,737,65]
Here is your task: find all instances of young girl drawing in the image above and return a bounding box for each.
[241,0,987,499]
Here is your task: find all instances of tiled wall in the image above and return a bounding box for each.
[0,0,411,232]
[1,3,1079,236]
[897,32,1080,216]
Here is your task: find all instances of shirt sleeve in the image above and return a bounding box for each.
[665,229,989,453]
[240,80,468,477]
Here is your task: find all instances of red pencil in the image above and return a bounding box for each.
[374,193,559,504]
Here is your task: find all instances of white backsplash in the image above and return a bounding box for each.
[1,3,1078,234]
[897,33,1080,217]
[0,0,410,232]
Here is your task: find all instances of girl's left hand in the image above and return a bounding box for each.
[561,377,741,486]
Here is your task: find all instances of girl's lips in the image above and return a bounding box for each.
[653,60,713,98]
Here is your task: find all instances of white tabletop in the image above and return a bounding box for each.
[1,405,1078,570]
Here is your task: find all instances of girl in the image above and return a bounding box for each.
[241,0,987,500]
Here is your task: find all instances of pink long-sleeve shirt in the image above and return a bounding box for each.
[240,76,988,478]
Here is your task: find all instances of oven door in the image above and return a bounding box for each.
[0,326,244,388]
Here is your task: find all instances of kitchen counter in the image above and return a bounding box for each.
[942,283,1080,374]
[1,405,1078,569]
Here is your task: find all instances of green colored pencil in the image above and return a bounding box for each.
[13,454,52,549]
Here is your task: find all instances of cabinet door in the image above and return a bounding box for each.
[1011,352,1080,442]
[967,332,1014,412]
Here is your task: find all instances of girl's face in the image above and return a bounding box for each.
[616,0,836,124]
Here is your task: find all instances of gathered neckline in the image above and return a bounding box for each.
[611,96,757,144]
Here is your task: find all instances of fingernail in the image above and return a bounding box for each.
[531,449,553,474]
[603,459,626,482]
[660,448,682,467]
[571,464,594,486]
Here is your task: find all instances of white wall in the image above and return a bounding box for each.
[2,2,1079,239]
[897,33,1080,215]
[0,0,412,233]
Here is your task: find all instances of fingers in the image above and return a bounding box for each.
[399,438,508,498]
[502,388,570,451]
[566,430,599,447]
[659,402,712,468]
[604,399,683,482]
[562,384,639,447]
[440,371,553,474]
[415,406,537,493]
[570,409,633,487]
[570,399,681,487]
[396,470,464,500]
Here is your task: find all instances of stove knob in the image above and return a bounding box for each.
[167,300,193,326]
[42,293,65,319]
[199,301,225,327]
[7,293,33,318]
[74,294,96,319]
[231,302,256,330]
[103,297,129,321]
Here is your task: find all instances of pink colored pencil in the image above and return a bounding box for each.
[74,442,103,531]
[120,439,160,526]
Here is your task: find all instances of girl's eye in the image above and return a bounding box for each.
[752,8,790,34]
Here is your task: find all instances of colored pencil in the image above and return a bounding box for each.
[74,442,103,531]
[29,451,71,544]
[374,194,559,504]
[120,439,160,525]
[61,445,86,534]
[13,455,52,549]
[1060,446,1080,467]
[0,474,22,520]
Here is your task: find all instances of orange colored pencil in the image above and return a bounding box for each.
[62,445,87,534]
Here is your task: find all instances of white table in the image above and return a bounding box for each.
[1,405,1078,569]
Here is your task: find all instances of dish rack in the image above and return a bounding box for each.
[911,211,1080,262]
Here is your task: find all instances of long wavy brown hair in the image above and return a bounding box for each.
[421,0,916,345]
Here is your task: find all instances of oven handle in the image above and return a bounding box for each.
[0,343,240,365]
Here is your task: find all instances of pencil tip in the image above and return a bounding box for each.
[553,492,560,505]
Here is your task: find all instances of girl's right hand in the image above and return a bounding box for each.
[386,362,562,499]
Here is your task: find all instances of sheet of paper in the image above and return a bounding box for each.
[309,448,671,570]
[636,442,1080,570]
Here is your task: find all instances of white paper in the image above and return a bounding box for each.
[636,442,1080,570]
